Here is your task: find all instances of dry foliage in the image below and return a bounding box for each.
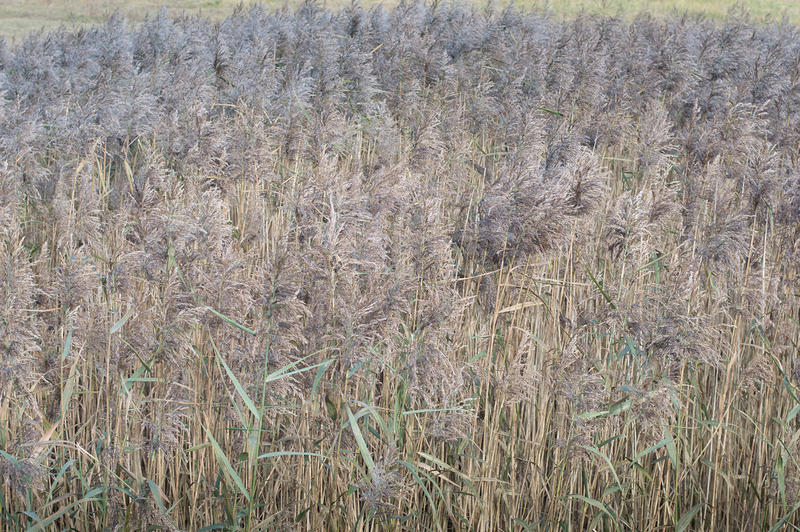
[0,2,799,530]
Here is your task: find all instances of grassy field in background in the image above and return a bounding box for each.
[1,0,799,39]
[2,1,800,529]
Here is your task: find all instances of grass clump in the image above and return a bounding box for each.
[1,2,800,530]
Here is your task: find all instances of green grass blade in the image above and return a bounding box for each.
[769,499,800,532]
[311,359,333,401]
[579,445,622,489]
[60,329,72,362]
[676,503,703,532]
[26,487,108,532]
[207,306,257,336]
[566,494,615,521]
[632,437,673,465]
[664,425,678,471]
[345,404,375,476]
[210,337,260,420]
[257,451,328,461]
[202,424,251,502]
[147,479,175,525]
[109,309,133,334]
[397,460,444,532]
[264,360,329,384]
[584,266,616,309]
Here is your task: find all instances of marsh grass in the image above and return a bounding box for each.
[3,0,800,39]
[0,2,799,530]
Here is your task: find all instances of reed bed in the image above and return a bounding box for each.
[0,2,799,530]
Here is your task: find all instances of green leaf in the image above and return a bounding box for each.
[536,106,565,117]
[397,460,444,532]
[584,266,616,309]
[210,338,260,421]
[26,487,108,532]
[701,459,732,490]
[597,434,623,448]
[121,364,147,394]
[676,503,703,532]
[61,367,78,422]
[567,494,615,521]
[418,451,472,483]
[403,405,472,416]
[61,329,73,363]
[47,459,75,502]
[602,482,631,498]
[776,450,786,508]
[576,410,608,421]
[202,424,250,502]
[350,402,392,441]
[109,309,133,334]
[608,398,632,416]
[787,404,800,423]
[346,359,367,378]
[147,480,172,519]
[22,512,43,528]
[346,404,375,475]
[258,451,328,461]
[265,360,329,384]
[207,307,257,336]
[769,497,800,532]
[579,445,622,489]
[122,376,164,384]
[632,437,673,465]
[311,359,333,401]
[664,426,678,471]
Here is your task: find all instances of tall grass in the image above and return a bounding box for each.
[3,0,800,39]
[0,2,799,530]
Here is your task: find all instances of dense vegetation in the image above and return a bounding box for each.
[3,0,800,39]
[1,2,799,529]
